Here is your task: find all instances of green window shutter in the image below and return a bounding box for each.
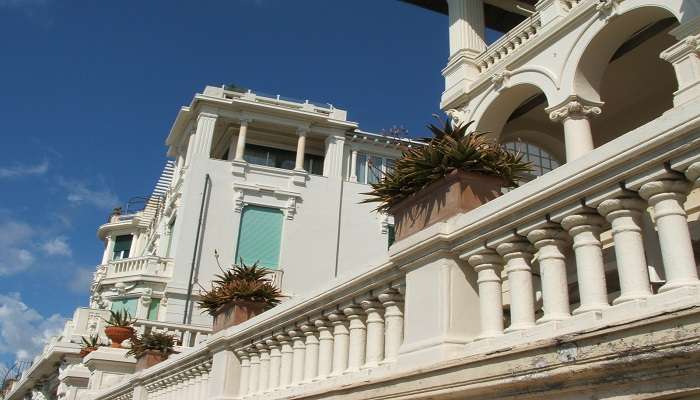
[113,235,133,259]
[388,225,396,249]
[110,298,137,319]
[147,299,161,321]
[235,205,284,269]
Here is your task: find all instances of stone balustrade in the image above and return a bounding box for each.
[133,320,211,349]
[475,14,542,73]
[106,256,172,278]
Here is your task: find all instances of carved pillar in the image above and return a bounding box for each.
[315,318,334,378]
[466,250,505,338]
[344,305,367,373]
[547,96,603,161]
[300,323,319,382]
[527,224,571,323]
[233,118,251,162]
[496,239,536,331]
[328,312,349,376]
[378,289,404,362]
[266,339,282,390]
[295,127,308,171]
[361,299,385,369]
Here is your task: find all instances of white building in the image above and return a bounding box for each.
[5,0,700,399]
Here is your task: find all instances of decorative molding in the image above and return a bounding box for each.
[233,183,302,220]
[595,0,622,21]
[491,70,512,92]
[547,95,603,122]
[446,108,469,128]
[660,35,700,63]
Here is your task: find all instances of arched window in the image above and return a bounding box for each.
[502,142,560,178]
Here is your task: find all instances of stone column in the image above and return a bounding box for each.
[378,289,404,363]
[466,250,505,338]
[315,318,334,378]
[300,323,319,382]
[447,0,486,57]
[192,112,218,159]
[233,118,250,161]
[344,305,367,373]
[288,328,306,385]
[349,149,359,182]
[547,96,603,161]
[361,299,385,369]
[527,225,571,323]
[256,342,270,392]
[295,127,308,171]
[277,333,293,388]
[328,312,349,376]
[248,348,260,393]
[561,211,610,314]
[198,363,210,400]
[266,339,282,390]
[496,239,536,331]
[640,178,700,291]
[598,197,653,303]
[660,33,700,106]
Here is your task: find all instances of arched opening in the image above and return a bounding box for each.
[574,7,680,146]
[477,83,565,176]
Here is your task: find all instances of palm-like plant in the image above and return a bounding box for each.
[127,331,178,359]
[362,118,531,212]
[81,335,104,350]
[104,309,135,328]
[198,260,282,316]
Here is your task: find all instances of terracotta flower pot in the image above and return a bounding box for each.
[104,326,135,348]
[79,347,97,358]
[212,300,266,333]
[135,350,169,371]
[390,170,505,242]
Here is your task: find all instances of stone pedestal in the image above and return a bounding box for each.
[83,347,136,392]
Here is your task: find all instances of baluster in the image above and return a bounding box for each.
[287,328,305,385]
[527,224,571,323]
[598,196,653,303]
[561,210,610,314]
[496,238,536,331]
[190,369,202,400]
[378,289,403,362]
[361,299,384,369]
[256,342,270,392]
[344,305,366,373]
[300,322,319,382]
[276,333,293,387]
[266,339,282,390]
[466,250,505,338]
[182,331,192,348]
[328,312,349,376]
[199,362,211,400]
[314,318,333,379]
[640,178,700,291]
[248,347,260,394]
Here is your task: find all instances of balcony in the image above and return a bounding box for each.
[97,256,174,284]
[86,96,700,400]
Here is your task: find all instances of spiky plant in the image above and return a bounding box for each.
[198,260,282,316]
[127,331,178,359]
[103,309,135,328]
[362,118,531,212]
[81,335,104,350]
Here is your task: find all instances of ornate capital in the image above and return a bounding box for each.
[661,34,700,63]
[445,108,468,128]
[547,96,603,122]
[596,0,622,21]
[491,70,512,92]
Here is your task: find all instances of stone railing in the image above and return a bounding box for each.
[104,256,173,280]
[134,320,211,348]
[92,256,404,400]
[476,14,543,73]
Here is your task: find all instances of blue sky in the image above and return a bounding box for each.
[0,0,452,368]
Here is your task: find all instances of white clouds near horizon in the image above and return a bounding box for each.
[41,236,72,257]
[0,293,66,362]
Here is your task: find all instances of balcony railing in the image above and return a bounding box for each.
[104,256,173,280]
[90,100,700,400]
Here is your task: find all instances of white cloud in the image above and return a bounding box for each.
[0,221,36,276]
[0,160,49,179]
[41,236,71,257]
[68,267,94,294]
[58,178,119,210]
[0,293,66,363]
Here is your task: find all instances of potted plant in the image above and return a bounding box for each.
[103,309,135,348]
[362,118,531,242]
[198,260,282,333]
[79,335,104,357]
[127,331,178,371]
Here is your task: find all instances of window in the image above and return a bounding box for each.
[244,144,324,175]
[112,235,133,260]
[235,205,284,269]
[354,152,395,184]
[111,298,137,318]
[502,142,560,178]
[388,225,395,249]
[147,299,161,321]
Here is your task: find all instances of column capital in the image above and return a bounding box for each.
[254,341,269,353]
[197,111,218,122]
[326,311,346,324]
[560,210,606,232]
[685,161,700,184]
[296,125,310,136]
[265,338,280,349]
[236,349,250,360]
[313,317,331,330]
[239,117,252,126]
[342,305,364,319]
[377,288,402,305]
[495,238,534,259]
[466,249,503,271]
[597,196,646,219]
[299,322,317,335]
[660,34,700,64]
[547,95,603,122]
[526,223,569,248]
[639,179,691,201]
[275,333,291,344]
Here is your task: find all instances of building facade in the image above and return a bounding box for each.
[5,0,700,399]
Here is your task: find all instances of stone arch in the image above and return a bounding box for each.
[563,1,683,102]
[472,68,558,140]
